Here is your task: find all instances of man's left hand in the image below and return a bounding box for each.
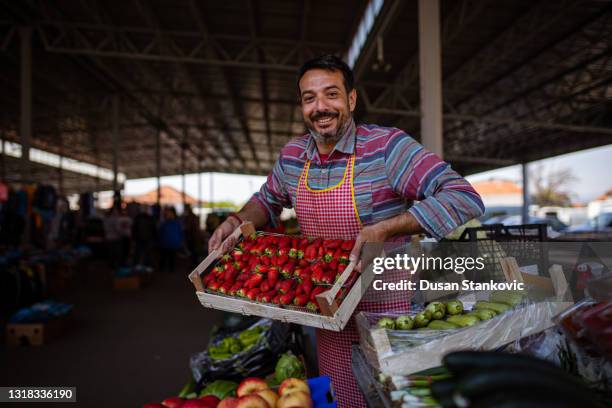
[349,223,389,271]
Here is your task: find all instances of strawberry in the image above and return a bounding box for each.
[213,265,224,276]
[264,245,277,257]
[208,279,222,291]
[268,274,279,288]
[288,248,298,259]
[259,281,271,293]
[231,248,244,261]
[236,287,248,298]
[341,240,355,251]
[253,264,268,275]
[277,247,289,258]
[311,264,325,284]
[229,282,243,296]
[280,261,296,278]
[304,244,318,262]
[237,272,250,282]
[261,256,271,266]
[218,281,233,294]
[324,239,341,249]
[221,254,232,262]
[233,260,246,271]
[249,245,263,256]
[277,254,289,267]
[318,246,324,258]
[278,279,294,294]
[202,273,215,286]
[278,237,292,249]
[320,271,335,285]
[294,294,309,307]
[268,267,279,282]
[246,288,260,301]
[224,266,238,282]
[301,279,314,296]
[272,294,281,305]
[260,291,275,303]
[327,260,339,272]
[245,274,263,289]
[279,290,295,305]
[339,251,350,265]
[310,286,327,302]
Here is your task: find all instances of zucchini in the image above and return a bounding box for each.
[490,290,525,306]
[444,351,563,377]
[428,320,460,330]
[474,301,511,314]
[446,314,480,327]
[431,379,457,401]
[466,309,496,321]
[456,369,591,403]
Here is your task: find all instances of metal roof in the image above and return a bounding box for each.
[0,0,611,193]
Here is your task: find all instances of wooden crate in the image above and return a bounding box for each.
[357,259,574,375]
[188,223,378,331]
[6,313,72,346]
[113,273,151,290]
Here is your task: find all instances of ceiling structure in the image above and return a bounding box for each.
[0,0,611,193]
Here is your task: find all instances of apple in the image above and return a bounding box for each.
[162,397,185,408]
[143,404,166,408]
[199,395,221,408]
[181,400,215,408]
[236,377,269,397]
[277,391,312,408]
[235,394,270,408]
[278,378,310,397]
[256,389,278,408]
[218,398,239,408]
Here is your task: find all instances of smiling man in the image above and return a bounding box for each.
[209,55,484,406]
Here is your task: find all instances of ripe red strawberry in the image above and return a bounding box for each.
[253,264,268,275]
[293,294,308,307]
[272,294,281,305]
[202,273,215,286]
[231,248,244,261]
[279,290,295,305]
[208,279,222,291]
[236,287,248,297]
[267,266,279,282]
[261,256,271,266]
[278,237,292,249]
[341,240,355,251]
[246,288,260,301]
[327,260,339,272]
[259,281,271,293]
[277,247,289,258]
[304,244,318,262]
[218,281,233,294]
[264,245,277,257]
[310,286,327,302]
[301,279,314,296]
[221,254,232,263]
[237,272,250,282]
[320,271,335,285]
[245,274,262,289]
[280,261,295,278]
[224,266,238,282]
[229,282,242,296]
[277,254,289,267]
[311,264,325,284]
[278,279,294,294]
[260,291,275,303]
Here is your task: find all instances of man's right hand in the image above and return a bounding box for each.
[208,216,241,255]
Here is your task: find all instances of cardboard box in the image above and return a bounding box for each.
[113,273,151,290]
[6,313,72,346]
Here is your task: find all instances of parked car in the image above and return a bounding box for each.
[567,213,612,233]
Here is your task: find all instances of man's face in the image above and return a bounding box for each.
[299,69,357,146]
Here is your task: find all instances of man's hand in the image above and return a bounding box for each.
[208,217,241,255]
[349,223,389,271]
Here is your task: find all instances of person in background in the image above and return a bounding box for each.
[103,206,122,270]
[202,213,221,259]
[158,206,183,273]
[132,205,156,267]
[117,208,132,266]
[182,204,204,267]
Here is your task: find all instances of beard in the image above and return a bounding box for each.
[306,109,352,146]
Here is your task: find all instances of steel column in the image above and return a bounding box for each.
[20,26,32,173]
[418,0,443,157]
[112,94,119,192]
[522,163,530,224]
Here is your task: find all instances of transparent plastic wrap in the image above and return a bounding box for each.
[190,319,301,383]
[356,293,573,376]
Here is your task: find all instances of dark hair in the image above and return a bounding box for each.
[297,55,354,95]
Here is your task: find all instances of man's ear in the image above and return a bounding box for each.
[349,88,357,112]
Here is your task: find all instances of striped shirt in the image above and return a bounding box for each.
[249,119,484,240]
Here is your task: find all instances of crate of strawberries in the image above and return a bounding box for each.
[188,222,371,331]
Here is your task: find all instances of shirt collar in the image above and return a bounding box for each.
[301,118,356,161]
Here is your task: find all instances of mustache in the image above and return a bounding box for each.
[310,111,338,121]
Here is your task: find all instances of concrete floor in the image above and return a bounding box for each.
[0,259,224,407]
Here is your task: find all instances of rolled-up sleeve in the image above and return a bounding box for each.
[247,152,292,226]
[385,130,485,239]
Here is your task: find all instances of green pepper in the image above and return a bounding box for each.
[239,328,264,347]
[445,300,464,315]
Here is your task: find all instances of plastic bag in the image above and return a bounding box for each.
[190,318,301,383]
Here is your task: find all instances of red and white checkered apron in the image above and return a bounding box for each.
[295,155,410,407]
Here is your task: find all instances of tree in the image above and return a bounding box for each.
[530,164,577,207]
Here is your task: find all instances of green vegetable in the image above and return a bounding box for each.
[395,315,414,330]
[490,290,525,306]
[445,300,464,315]
[178,377,196,398]
[414,311,432,328]
[425,302,446,320]
[446,314,480,327]
[428,320,460,330]
[239,326,265,347]
[467,309,497,321]
[377,317,396,329]
[200,380,237,400]
[208,346,232,360]
[474,301,511,314]
[275,351,306,383]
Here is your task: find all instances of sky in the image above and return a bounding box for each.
[125,144,612,206]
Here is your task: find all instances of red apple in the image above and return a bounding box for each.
[162,397,185,408]
[236,377,269,397]
[235,394,270,408]
[277,391,312,408]
[182,400,216,408]
[256,389,278,408]
[199,395,221,407]
[278,378,310,397]
[217,398,239,408]
[143,404,166,408]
